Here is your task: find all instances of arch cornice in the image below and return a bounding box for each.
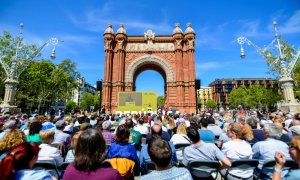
[125,55,175,83]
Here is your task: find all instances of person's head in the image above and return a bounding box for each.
[3,119,20,130]
[246,117,258,129]
[71,131,82,150]
[125,119,134,129]
[207,116,215,124]
[227,122,253,141]
[102,121,111,130]
[289,136,300,164]
[0,129,26,152]
[138,118,144,125]
[200,117,209,128]
[0,142,40,180]
[55,120,67,130]
[115,124,130,143]
[176,123,187,134]
[147,135,172,168]
[263,123,282,139]
[186,127,200,143]
[151,124,162,136]
[39,129,55,144]
[74,129,106,171]
[29,121,42,135]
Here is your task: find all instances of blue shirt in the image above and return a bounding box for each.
[141,166,192,180]
[284,169,300,180]
[14,170,52,180]
[140,141,177,169]
[198,129,215,143]
[252,138,291,178]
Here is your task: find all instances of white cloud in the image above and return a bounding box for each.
[196,61,222,70]
[280,10,300,34]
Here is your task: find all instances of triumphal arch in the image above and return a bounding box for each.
[102,23,197,113]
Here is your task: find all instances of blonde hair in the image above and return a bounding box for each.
[39,129,55,144]
[228,122,253,141]
[0,129,26,152]
[177,123,187,134]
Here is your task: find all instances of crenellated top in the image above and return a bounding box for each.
[184,23,195,35]
[172,23,183,35]
[104,23,114,35]
[116,24,127,35]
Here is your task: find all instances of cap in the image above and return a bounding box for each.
[55,120,66,128]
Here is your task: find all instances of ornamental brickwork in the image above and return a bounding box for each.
[102,23,197,113]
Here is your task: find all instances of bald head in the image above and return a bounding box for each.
[151,124,162,136]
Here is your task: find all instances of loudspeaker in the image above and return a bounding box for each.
[97,81,103,91]
[195,79,201,89]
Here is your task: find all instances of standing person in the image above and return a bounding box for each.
[63,129,122,180]
[0,142,54,180]
[140,136,192,180]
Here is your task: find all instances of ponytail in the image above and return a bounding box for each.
[229,122,254,141]
[242,124,254,141]
[0,142,39,180]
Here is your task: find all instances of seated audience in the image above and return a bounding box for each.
[246,117,265,144]
[221,122,254,179]
[0,129,26,160]
[38,129,63,166]
[252,123,291,179]
[63,128,122,180]
[207,116,223,137]
[0,118,21,140]
[106,124,139,179]
[101,120,114,145]
[272,136,300,180]
[134,118,149,135]
[0,142,54,180]
[170,123,191,161]
[65,131,82,162]
[183,127,231,168]
[140,124,177,173]
[126,119,142,150]
[53,120,71,146]
[140,135,192,180]
[198,117,215,143]
[26,121,43,144]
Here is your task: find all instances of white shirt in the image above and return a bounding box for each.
[170,134,191,161]
[222,140,253,178]
[38,144,63,166]
[134,124,149,135]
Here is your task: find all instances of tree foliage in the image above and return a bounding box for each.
[205,99,217,109]
[157,96,165,107]
[228,85,281,110]
[66,100,78,113]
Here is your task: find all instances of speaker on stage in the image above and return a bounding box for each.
[97,81,103,91]
[195,79,200,90]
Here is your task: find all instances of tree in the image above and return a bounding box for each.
[80,92,95,110]
[228,86,250,108]
[93,92,100,111]
[205,100,217,109]
[157,96,165,107]
[66,100,78,113]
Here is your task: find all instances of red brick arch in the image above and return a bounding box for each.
[102,25,196,113]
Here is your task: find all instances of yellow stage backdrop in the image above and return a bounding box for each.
[118,92,157,112]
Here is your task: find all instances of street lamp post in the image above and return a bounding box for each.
[0,23,63,113]
[236,21,300,114]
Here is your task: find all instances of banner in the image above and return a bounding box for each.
[118,92,157,112]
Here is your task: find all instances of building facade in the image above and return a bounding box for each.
[209,78,279,108]
[197,87,213,110]
[72,77,97,105]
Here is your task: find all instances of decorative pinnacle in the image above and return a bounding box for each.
[175,23,180,27]
[120,24,124,28]
[273,21,277,27]
[20,23,24,29]
[187,23,191,27]
[108,23,112,28]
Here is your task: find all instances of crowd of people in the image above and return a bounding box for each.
[0,108,299,180]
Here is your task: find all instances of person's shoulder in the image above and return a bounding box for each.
[15,169,52,180]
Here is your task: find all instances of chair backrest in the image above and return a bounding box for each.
[230,159,259,170]
[33,159,60,178]
[188,160,220,178]
[174,143,190,150]
[257,159,296,179]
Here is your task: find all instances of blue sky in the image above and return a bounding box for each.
[0,0,299,96]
